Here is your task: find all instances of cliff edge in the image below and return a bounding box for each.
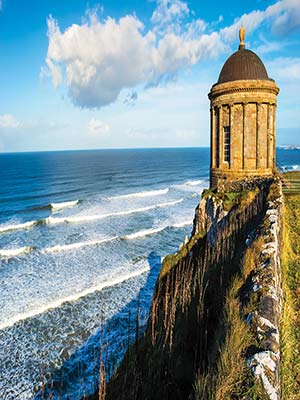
[36,173,300,400]
[93,179,285,400]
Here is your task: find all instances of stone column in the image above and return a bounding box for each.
[219,106,223,167]
[242,103,245,170]
[231,103,243,171]
[256,103,259,170]
[273,104,277,169]
[229,104,232,169]
[211,107,216,168]
[267,103,274,169]
[244,102,257,170]
[257,102,268,170]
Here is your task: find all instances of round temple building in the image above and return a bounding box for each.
[209,28,279,190]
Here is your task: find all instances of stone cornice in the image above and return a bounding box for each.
[208,80,280,100]
[212,101,277,109]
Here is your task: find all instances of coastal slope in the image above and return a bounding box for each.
[96,179,285,400]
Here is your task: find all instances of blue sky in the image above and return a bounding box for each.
[0,0,299,152]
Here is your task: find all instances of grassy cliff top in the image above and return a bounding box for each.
[282,171,300,195]
[281,181,300,397]
[202,188,259,212]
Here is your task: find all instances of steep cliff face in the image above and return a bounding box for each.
[103,180,284,400]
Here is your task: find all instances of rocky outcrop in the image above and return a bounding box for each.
[192,194,228,246]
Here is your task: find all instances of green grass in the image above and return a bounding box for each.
[281,192,300,399]
[202,188,259,212]
[282,171,300,195]
[159,231,205,279]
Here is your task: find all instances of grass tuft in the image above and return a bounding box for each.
[281,190,300,399]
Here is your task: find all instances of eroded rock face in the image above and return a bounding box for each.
[192,195,228,246]
[246,182,283,400]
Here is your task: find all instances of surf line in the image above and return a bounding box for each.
[0,266,150,331]
[1,220,194,259]
[51,200,80,210]
[46,198,184,225]
[0,246,35,258]
[123,220,193,240]
[43,236,118,253]
[0,198,184,234]
[105,188,169,200]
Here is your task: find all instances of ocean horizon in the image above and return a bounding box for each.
[1,147,300,399]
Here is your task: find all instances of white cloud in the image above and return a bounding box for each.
[0,114,22,128]
[45,10,225,109]
[221,0,300,43]
[151,0,189,24]
[176,129,198,140]
[124,91,138,106]
[255,38,283,54]
[88,118,110,136]
[268,57,300,81]
[44,0,300,110]
[0,115,69,152]
[268,0,300,35]
[0,114,67,134]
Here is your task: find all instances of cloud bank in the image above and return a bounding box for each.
[45,0,300,109]
[0,114,22,129]
[88,119,110,136]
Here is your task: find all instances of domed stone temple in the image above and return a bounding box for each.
[209,27,280,190]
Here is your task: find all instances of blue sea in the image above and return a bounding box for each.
[0,147,299,399]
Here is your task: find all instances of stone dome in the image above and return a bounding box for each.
[218,48,269,84]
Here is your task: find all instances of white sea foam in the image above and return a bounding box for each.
[172,220,193,228]
[0,246,34,258]
[44,236,118,253]
[106,188,169,200]
[124,227,166,240]
[185,179,204,186]
[292,165,299,170]
[51,200,79,210]
[0,265,150,330]
[0,220,37,233]
[125,218,192,240]
[46,199,184,225]
[157,198,183,207]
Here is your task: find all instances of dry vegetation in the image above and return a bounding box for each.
[281,177,300,399]
[194,236,268,400]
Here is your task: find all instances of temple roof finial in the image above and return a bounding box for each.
[239,25,245,50]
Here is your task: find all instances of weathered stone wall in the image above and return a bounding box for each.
[246,182,283,400]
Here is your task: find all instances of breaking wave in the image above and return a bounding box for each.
[0,220,37,233]
[50,200,79,210]
[45,199,184,226]
[0,246,34,258]
[124,227,166,240]
[0,265,150,330]
[0,198,184,234]
[185,179,205,186]
[44,236,118,253]
[124,219,193,240]
[106,188,169,200]
[172,220,193,228]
